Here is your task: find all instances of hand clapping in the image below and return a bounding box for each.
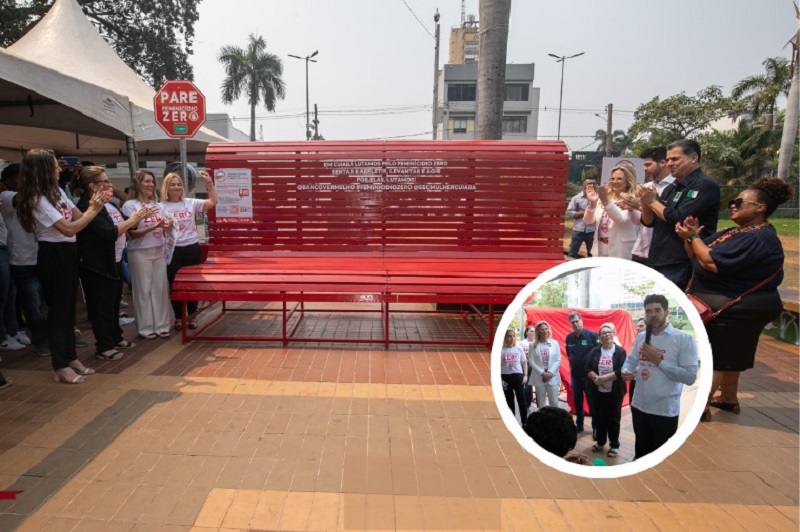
[89,188,111,208]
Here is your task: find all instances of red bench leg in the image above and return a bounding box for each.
[488,305,495,349]
[384,302,390,349]
[282,300,288,346]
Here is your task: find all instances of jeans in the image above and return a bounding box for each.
[568,231,594,258]
[10,265,47,348]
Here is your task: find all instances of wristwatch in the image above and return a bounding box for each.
[686,236,698,244]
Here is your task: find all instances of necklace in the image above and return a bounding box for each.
[708,221,770,248]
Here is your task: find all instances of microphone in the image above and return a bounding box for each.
[645,324,653,345]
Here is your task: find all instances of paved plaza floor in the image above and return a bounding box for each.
[0,303,797,530]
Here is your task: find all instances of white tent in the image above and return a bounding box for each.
[0,0,229,164]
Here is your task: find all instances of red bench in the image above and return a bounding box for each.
[172,140,568,347]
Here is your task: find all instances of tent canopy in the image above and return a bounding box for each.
[0,0,229,164]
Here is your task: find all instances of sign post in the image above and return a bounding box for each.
[154,80,206,182]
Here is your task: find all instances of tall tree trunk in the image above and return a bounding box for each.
[477,0,511,140]
[250,101,256,141]
[778,34,799,180]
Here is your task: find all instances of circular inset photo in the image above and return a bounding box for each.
[492,257,712,478]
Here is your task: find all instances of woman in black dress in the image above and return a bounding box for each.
[676,177,793,421]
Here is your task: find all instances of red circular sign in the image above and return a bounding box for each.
[154,80,206,138]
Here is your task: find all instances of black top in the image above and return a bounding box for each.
[565,328,600,377]
[76,198,121,279]
[584,343,628,399]
[692,224,784,297]
[644,167,721,268]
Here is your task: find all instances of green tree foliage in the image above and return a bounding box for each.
[698,119,781,183]
[732,56,791,131]
[622,280,656,300]
[533,279,568,308]
[628,86,733,151]
[594,129,633,156]
[0,0,201,89]
[218,33,286,141]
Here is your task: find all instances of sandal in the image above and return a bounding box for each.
[53,369,85,384]
[116,340,136,349]
[95,349,124,361]
[188,319,198,330]
[158,331,170,338]
[592,443,603,453]
[138,333,157,340]
[69,361,96,375]
[174,320,183,331]
[709,401,740,414]
[607,448,619,458]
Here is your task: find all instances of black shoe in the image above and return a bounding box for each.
[576,426,585,433]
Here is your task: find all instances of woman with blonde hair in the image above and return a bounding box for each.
[122,170,171,339]
[583,164,641,259]
[527,320,562,410]
[15,149,110,383]
[160,170,218,330]
[76,166,151,360]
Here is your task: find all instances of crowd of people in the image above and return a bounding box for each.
[512,137,795,464]
[0,149,217,386]
[507,295,699,464]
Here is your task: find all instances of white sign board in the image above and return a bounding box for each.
[600,157,645,185]
[213,168,253,222]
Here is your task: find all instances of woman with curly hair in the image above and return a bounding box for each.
[676,177,794,421]
[15,149,110,384]
[122,170,172,340]
[583,164,641,259]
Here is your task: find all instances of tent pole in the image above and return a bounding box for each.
[180,139,188,189]
[126,136,139,179]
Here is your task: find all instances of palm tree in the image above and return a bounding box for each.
[594,129,633,157]
[778,20,799,180]
[732,56,791,131]
[476,0,512,139]
[218,34,286,141]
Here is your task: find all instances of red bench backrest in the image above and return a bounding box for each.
[205,140,568,259]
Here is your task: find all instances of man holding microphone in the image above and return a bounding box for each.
[622,294,698,459]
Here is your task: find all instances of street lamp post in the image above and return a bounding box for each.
[288,50,318,140]
[548,52,585,140]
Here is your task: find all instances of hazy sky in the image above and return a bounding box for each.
[192,0,797,151]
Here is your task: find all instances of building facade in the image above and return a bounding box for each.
[448,15,479,64]
[435,63,540,140]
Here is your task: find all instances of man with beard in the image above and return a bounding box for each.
[622,294,698,459]
[625,147,675,265]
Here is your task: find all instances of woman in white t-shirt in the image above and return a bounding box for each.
[122,170,172,340]
[527,320,562,410]
[500,329,528,426]
[585,323,628,458]
[15,149,110,384]
[160,171,218,330]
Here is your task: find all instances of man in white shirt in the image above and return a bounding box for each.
[623,147,675,264]
[622,294,698,459]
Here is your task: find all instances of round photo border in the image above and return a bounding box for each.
[491,257,713,479]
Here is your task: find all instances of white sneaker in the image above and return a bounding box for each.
[13,331,31,345]
[119,317,135,326]
[0,335,25,351]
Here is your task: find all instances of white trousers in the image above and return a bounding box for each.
[534,384,560,409]
[128,246,171,336]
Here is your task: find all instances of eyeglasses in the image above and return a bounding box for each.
[728,198,762,210]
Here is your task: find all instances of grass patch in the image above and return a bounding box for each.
[718,216,798,237]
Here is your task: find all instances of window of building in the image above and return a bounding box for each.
[502,117,527,134]
[450,116,475,134]
[447,83,476,101]
[505,83,530,101]
[464,54,478,63]
[464,42,479,52]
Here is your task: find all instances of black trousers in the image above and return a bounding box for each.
[80,268,123,353]
[37,242,78,370]
[631,406,679,459]
[502,373,527,423]
[166,243,202,320]
[591,390,622,448]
